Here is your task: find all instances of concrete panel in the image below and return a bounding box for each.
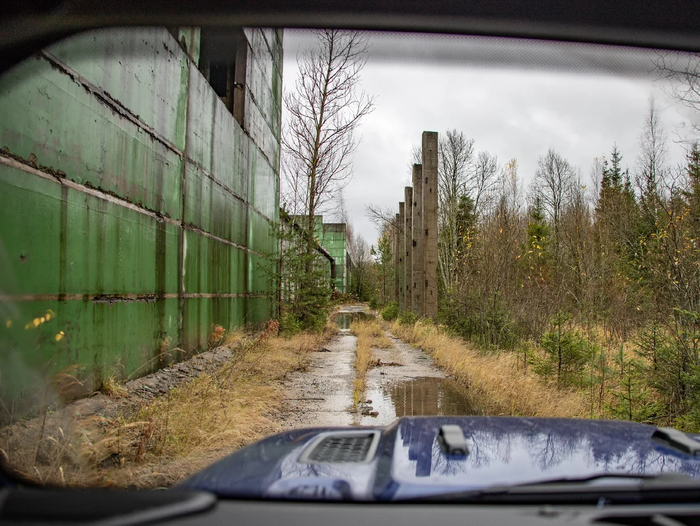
[182,230,247,295]
[0,55,185,219]
[182,296,246,352]
[246,296,274,326]
[184,163,248,246]
[422,132,439,319]
[49,27,190,150]
[412,164,424,316]
[0,162,180,297]
[247,209,276,256]
[404,186,413,313]
[249,146,277,219]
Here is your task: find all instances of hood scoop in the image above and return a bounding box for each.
[299,431,381,464]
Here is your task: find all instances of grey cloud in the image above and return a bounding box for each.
[284,30,695,246]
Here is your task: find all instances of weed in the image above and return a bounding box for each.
[381,302,398,321]
[397,310,418,325]
[392,321,588,418]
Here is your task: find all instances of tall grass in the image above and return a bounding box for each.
[1,327,326,487]
[392,321,588,418]
[350,319,391,406]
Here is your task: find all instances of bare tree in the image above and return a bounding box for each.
[590,156,605,200]
[471,150,500,215]
[500,158,523,214]
[533,148,576,236]
[283,30,375,264]
[365,203,398,231]
[635,98,669,224]
[437,130,475,292]
[655,51,700,134]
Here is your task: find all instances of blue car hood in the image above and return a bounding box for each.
[181,417,700,501]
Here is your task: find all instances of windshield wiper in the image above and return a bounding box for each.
[406,473,700,504]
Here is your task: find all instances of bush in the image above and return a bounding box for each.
[533,327,596,386]
[397,310,418,325]
[381,302,399,321]
[280,312,302,336]
[439,293,522,350]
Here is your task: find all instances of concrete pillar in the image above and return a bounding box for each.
[404,186,413,314]
[411,164,424,317]
[398,202,405,311]
[394,213,400,304]
[422,131,439,319]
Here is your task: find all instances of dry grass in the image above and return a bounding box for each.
[392,321,589,418]
[100,330,325,486]
[0,326,327,488]
[350,319,391,406]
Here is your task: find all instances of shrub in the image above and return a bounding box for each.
[534,326,596,386]
[397,310,418,325]
[280,312,302,336]
[381,302,399,321]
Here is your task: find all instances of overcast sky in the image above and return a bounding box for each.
[282,30,697,247]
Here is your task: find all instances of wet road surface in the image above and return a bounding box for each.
[358,334,483,426]
[278,306,481,430]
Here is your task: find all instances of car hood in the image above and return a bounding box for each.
[180,416,700,501]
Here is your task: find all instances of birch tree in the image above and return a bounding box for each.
[283,30,374,263]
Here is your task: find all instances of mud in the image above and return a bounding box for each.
[278,306,481,430]
[358,334,483,426]
[275,308,364,429]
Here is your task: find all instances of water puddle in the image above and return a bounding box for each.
[360,377,483,425]
[335,311,372,331]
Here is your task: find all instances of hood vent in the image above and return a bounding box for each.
[299,431,380,464]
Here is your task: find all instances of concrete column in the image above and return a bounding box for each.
[398,202,405,311]
[394,213,400,303]
[411,164,424,317]
[422,131,439,319]
[404,186,413,314]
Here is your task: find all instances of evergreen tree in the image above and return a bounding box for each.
[683,143,700,224]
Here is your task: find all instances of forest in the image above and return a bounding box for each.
[278,30,700,431]
[367,99,700,430]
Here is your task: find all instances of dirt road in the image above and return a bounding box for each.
[278,307,480,429]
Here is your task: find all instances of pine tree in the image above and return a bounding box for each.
[683,143,700,224]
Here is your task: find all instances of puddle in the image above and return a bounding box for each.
[335,311,373,330]
[360,377,483,425]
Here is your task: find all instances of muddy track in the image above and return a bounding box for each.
[278,308,479,429]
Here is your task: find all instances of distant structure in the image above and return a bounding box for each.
[318,220,352,294]
[392,131,438,319]
[286,215,353,294]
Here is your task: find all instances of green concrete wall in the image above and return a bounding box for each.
[311,217,348,293]
[0,26,282,416]
[322,224,349,293]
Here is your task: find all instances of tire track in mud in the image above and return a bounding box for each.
[277,309,481,430]
[276,330,358,428]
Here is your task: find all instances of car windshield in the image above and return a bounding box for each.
[1,26,700,495]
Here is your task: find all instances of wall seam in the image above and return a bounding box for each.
[41,51,185,158]
[0,154,271,259]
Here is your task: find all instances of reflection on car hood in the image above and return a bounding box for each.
[180,416,700,501]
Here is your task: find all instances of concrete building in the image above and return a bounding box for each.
[319,222,352,294]
[0,27,283,410]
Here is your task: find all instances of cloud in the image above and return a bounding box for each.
[283,30,694,246]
